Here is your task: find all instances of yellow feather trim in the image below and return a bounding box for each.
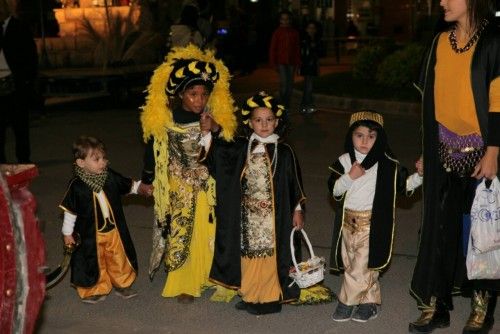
[140,44,237,223]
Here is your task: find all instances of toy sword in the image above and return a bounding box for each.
[45,234,80,290]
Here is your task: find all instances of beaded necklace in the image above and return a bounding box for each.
[448,20,488,54]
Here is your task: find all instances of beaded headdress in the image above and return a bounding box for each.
[349,111,384,127]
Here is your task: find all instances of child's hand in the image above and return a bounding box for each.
[348,161,365,180]
[138,183,154,197]
[293,210,304,230]
[63,234,75,246]
[415,156,423,176]
[200,112,219,135]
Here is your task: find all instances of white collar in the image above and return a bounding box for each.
[249,132,279,144]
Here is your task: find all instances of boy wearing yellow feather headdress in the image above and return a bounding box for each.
[140,45,236,303]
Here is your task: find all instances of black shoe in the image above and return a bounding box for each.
[409,309,450,333]
[235,300,247,310]
[114,286,138,299]
[246,301,282,315]
[332,302,356,322]
[352,303,378,322]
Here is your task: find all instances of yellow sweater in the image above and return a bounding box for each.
[434,33,500,135]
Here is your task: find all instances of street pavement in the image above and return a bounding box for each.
[4,62,499,334]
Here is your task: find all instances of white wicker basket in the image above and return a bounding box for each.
[289,227,325,288]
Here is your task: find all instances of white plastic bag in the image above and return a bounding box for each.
[466,177,500,280]
[466,243,500,279]
[469,177,500,253]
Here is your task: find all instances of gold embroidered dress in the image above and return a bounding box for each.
[161,122,216,297]
[140,45,237,299]
[240,148,282,303]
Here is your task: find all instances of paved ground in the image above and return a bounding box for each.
[4,62,499,334]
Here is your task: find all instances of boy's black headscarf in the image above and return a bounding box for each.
[344,111,392,168]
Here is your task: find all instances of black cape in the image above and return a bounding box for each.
[206,137,305,301]
[60,169,138,287]
[411,23,500,306]
[328,153,409,271]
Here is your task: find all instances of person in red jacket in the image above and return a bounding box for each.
[268,10,300,112]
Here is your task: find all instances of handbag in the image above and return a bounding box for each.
[469,177,500,253]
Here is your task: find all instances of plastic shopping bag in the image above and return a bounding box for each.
[466,177,500,280]
[469,177,500,253]
[466,238,500,279]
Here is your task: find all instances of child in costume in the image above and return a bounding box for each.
[328,111,423,322]
[61,136,148,304]
[205,91,331,315]
[140,45,237,303]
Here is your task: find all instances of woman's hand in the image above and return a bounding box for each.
[293,210,304,230]
[471,146,499,180]
[200,112,219,135]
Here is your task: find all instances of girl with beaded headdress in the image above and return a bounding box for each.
[140,45,236,303]
[409,1,500,333]
[203,91,332,315]
[328,111,423,323]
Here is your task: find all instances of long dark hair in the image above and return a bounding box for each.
[467,0,496,31]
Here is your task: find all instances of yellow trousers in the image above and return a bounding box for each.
[240,255,281,303]
[77,228,136,299]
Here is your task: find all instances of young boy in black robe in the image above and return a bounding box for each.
[328,111,423,322]
[203,92,331,314]
[60,136,149,304]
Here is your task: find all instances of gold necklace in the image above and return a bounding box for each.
[448,20,488,54]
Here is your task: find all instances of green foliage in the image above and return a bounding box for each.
[352,39,394,82]
[376,43,425,89]
[81,4,163,68]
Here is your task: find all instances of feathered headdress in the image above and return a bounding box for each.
[140,44,237,226]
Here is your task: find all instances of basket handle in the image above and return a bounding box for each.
[290,227,316,273]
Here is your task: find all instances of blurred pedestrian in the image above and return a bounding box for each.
[268,10,300,111]
[0,1,37,163]
[299,20,322,114]
[168,4,204,50]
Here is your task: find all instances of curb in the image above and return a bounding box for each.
[293,89,421,116]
